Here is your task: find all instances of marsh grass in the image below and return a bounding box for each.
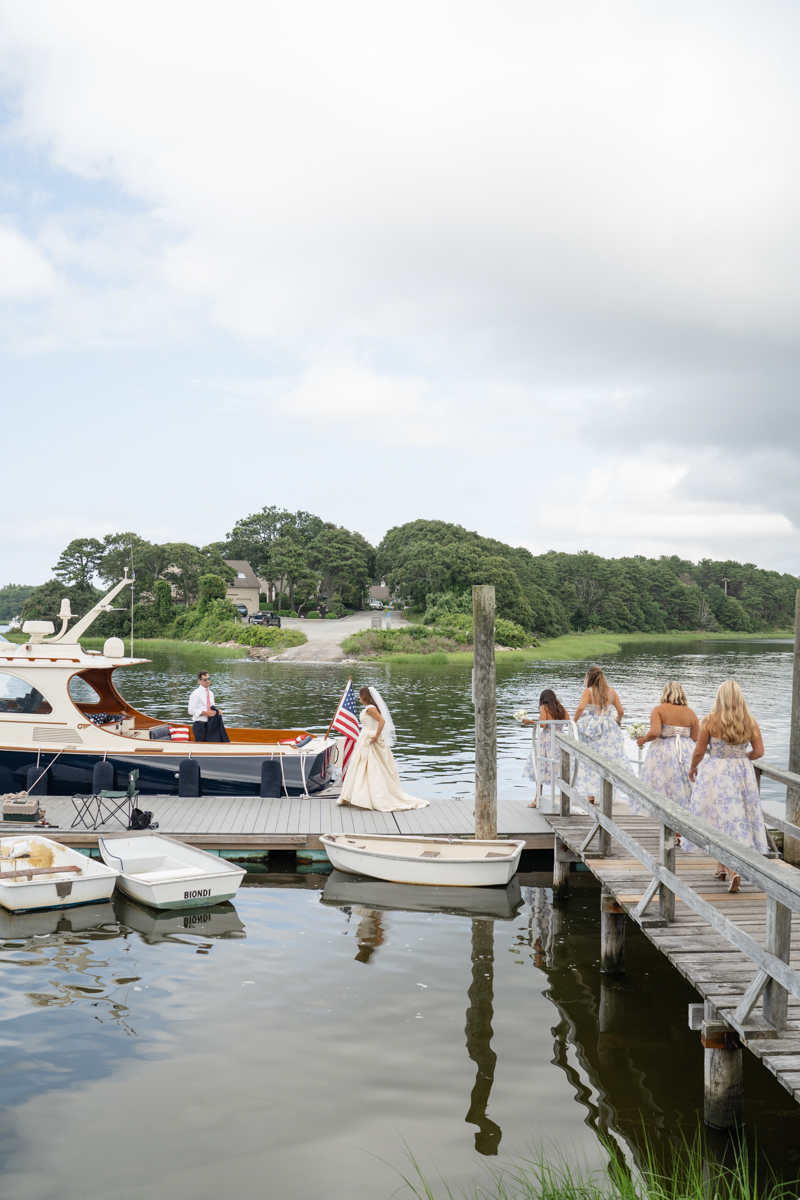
[78,637,249,657]
[394,1130,796,1200]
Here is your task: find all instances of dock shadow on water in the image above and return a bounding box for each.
[0,867,797,1198]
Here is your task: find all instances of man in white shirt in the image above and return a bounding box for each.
[188,670,220,742]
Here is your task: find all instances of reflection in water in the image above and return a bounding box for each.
[352,908,385,963]
[464,918,501,1156]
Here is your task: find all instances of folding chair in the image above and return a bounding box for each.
[95,768,140,829]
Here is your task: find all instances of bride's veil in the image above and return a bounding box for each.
[366,686,396,746]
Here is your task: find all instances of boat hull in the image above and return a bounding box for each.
[320,834,524,887]
[0,836,118,913]
[98,834,246,911]
[0,746,332,797]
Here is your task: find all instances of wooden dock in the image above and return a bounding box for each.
[546,808,800,1103]
[15,793,553,851]
[542,732,800,1123]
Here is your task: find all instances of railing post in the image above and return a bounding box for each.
[659,823,676,922]
[559,749,570,817]
[763,897,792,1029]
[600,778,612,857]
[787,590,800,864]
[600,888,625,973]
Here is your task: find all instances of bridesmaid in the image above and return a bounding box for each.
[686,680,767,892]
[632,682,699,815]
[574,665,632,802]
[522,689,571,808]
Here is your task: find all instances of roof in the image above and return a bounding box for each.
[224,560,261,590]
[369,583,390,601]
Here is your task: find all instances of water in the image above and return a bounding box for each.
[1,638,798,1197]
[113,636,795,806]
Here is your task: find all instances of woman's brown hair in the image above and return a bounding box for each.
[539,689,568,721]
[584,665,610,709]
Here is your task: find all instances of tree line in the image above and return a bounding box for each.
[376,519,799,635]
[2,510,796,637]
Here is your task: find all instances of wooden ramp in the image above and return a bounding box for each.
[546,809,800,1104]
[10,794,553,850]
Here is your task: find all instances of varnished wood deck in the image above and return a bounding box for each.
[545,808,800,1106]
[9,794,553,850]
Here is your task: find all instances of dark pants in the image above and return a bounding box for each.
[193,708,229,743]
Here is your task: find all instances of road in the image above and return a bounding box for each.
[266,611,411,662]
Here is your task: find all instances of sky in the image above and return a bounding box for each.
[1,0,799,586]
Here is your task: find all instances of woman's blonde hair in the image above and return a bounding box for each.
[701,680,758,745]
[660,681,688,706]
[584,665,610,709]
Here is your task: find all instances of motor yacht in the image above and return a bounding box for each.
[0,576,336,798]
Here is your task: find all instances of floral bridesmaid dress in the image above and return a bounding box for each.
[576,702,632,798]
[631,725,695,815]
[685,739,768,854]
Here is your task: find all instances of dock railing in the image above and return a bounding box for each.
[553,731,800,1036]
[527,717,647,813]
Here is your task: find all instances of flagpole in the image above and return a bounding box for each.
[326,677,352,739]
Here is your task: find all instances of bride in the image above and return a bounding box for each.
[338,686,429,812]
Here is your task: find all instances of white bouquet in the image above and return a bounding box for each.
[626,721,648,740]
[513,708,529,723]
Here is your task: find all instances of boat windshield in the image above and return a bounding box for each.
[0,671,53,715]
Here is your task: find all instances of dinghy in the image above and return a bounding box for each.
[320,833,524,887]
[0,835,118,913]
[98,834,246,910]
[321,870,523,919]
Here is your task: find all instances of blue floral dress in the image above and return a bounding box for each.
[576,702,632,798]
[523,722,570,786]
[631,725,695,815]
[685,739,768,855]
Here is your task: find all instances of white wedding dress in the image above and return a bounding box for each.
[338,710,429,812]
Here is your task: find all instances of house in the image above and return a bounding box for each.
[224,560,261,616]
[369,579,391,604]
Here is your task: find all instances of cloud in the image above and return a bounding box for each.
[0,222,57,298]
[0,0,798,576]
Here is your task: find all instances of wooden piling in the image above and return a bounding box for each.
[600,888,625,973]
[702,1002,743,1130]
[552,836,571,899]
[473,585,497,841]
[787,589,800,864]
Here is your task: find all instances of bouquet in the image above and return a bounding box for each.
[626,721,649,741]
[513,708,529,723]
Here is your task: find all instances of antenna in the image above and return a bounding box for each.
[130,539,135,658]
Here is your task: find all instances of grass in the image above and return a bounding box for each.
[395,1129,796,1200]
[78,637,249,657]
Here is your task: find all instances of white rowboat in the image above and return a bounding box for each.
[320,833,525,887]
[98,834,246,910]
[0,835,118,913]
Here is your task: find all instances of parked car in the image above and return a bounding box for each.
[249,611,282,627]
[234,604,249,619]
[368,599,384,610]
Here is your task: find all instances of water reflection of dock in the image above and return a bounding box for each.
[22,795,552,852]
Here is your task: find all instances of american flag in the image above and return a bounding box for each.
[330,679,360,776]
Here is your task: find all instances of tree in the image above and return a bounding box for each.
[307,524,372,611]
[198,574,226,611]
[53,538,104,587]
[20,580,99,623]
[153,579,174,621]
[0,585,36,623]
[270,536,315,612]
